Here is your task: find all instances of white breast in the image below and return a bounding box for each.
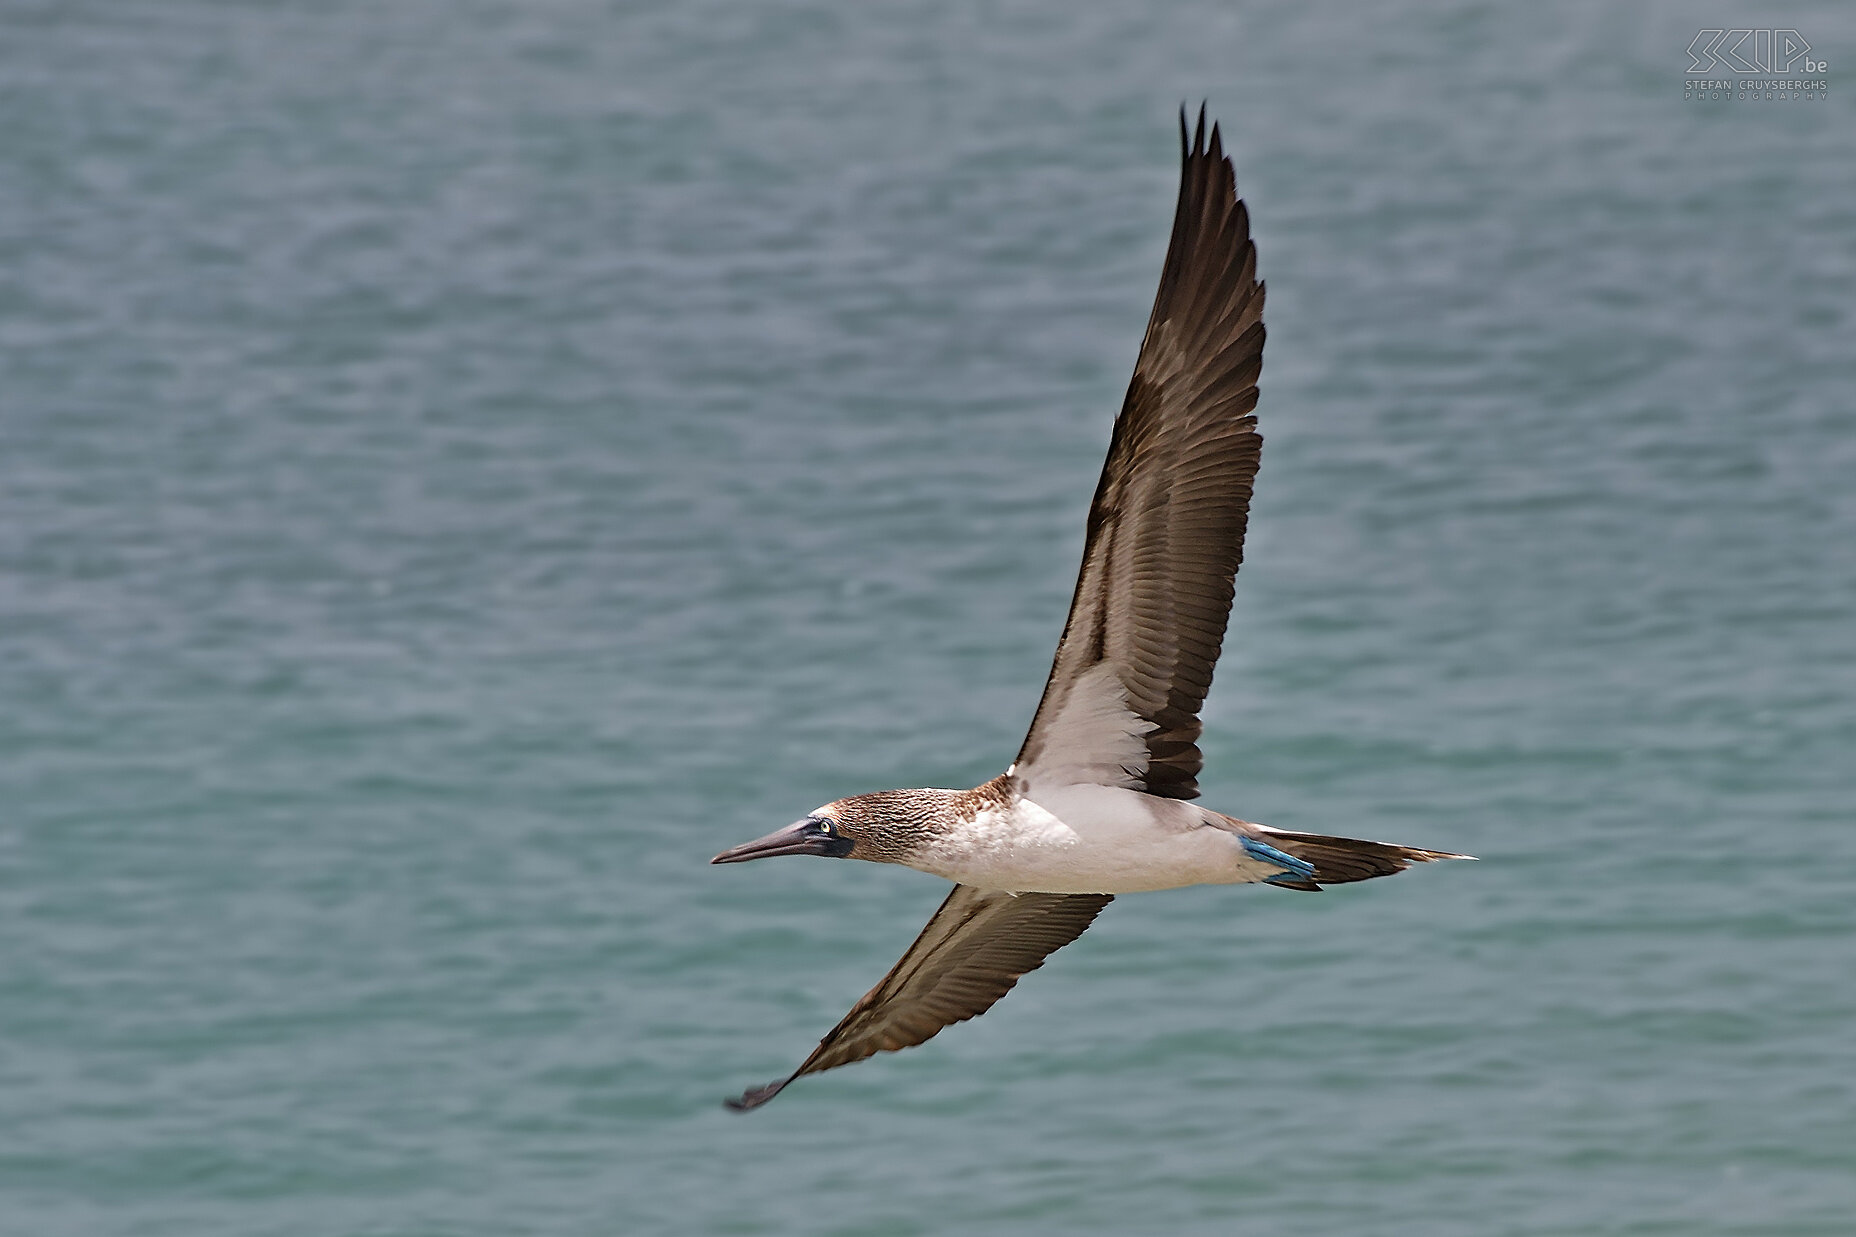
[913,783,1286,894]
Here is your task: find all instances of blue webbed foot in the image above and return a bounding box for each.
[1241,836,1318,884]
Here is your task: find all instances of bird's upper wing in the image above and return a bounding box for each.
[1013,108,1266,801]
[726,885,1112,1110]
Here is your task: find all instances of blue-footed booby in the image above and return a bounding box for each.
[712,108,1471,1111]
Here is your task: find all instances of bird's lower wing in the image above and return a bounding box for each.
[727,885,1113,1110]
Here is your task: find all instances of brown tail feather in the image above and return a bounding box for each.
[1257,828,1473,890]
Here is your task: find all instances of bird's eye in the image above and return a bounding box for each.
[814,818,835,835]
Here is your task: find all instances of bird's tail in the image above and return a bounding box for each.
[1244,825,1474,892]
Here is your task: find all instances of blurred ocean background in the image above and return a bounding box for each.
[3,3,1854,1234]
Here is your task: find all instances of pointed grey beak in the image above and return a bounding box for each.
[711,817,852,864]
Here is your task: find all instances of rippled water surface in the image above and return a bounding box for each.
[4,3,1854,1234]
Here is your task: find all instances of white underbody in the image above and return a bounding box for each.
[911,782,1290,894]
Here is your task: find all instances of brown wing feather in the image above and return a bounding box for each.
[726,886,1112,1111]
[1016,107,1266,800]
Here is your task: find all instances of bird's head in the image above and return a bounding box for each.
[711,791,939,867]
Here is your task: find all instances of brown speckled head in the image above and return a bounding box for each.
[712,775,1017,867]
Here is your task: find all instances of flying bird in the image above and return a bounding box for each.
[712,108,1470,1111]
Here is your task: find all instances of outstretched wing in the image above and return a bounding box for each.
[727,886,1112,1111]
[1014,107,1266,801]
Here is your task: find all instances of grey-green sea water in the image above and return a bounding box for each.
[4,3,1854,1234]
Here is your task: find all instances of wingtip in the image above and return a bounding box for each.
[723,1074,794,1112]
[1176,102,1233,176]
[722,1089,766,1113]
